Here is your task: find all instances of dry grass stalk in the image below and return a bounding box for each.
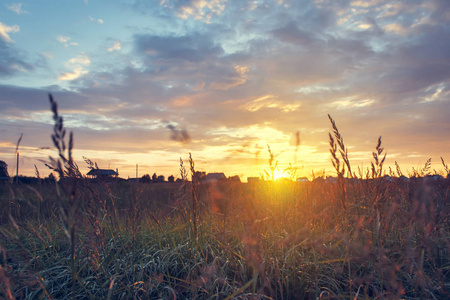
[0,264,14,300]
[328,114,352,210]
[328,114,352,178]
[421,158,432,176]
[371,136,386,179]
[395,161,403,177]
[264,145,278,181]
[189,153,199,240]
[440,157,449,175]
[179,157,188,182]
[46,94,82,295]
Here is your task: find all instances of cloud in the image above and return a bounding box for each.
[7,3,28,15]
[107,41,121,52]
[0,38,32,77]
[40,52,54,60]
[56,36,70,43]
[350,0,382,8]
[0,85,49,113]
[157,0,227,22]
[208,65,249,90]
[56,36,78,47]
[166,124,191,143]
[84,0,449,137]
[332,98,376,109]
[176,0,226,22]
[58,53,91,81]
[89,16,104,24]
[134,33,223,62]
[58,69,88,81]
[68,54,91,66]
[240,94,301,113]
[271,21,318,46]
[383,23,407,35]
[0,22,20,43]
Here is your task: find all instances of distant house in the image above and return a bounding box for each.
[228,175,241,182]
[247,177,260,183]
[312,177,325,184]
[296,177,309,183]
[202,173,226,183]
[325,176,337,183]
[194,171,206,180]
[87,169,118,179]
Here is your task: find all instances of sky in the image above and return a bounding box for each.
[1,0,449,181]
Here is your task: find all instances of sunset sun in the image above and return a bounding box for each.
[273,169,286,180]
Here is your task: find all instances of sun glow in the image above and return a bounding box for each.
[273,169,286,180]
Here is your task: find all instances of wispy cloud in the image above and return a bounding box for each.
[383,23,407,35]
[0,22,19,43]
[89,16,104,24]
[107,41,121,52]
[56,35,78,47]
[7,3,28,15]
[241,95,301,113]
[332,98,376,109]
[58,68,88,81]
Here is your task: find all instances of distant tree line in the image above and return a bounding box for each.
[140,173,175,183]
[1,160,180,184]
[0,160,57,184]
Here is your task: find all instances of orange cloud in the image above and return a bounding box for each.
[171,96,193,107]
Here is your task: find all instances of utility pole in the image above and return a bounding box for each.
[16,152,19,184]
[136,164,139,182]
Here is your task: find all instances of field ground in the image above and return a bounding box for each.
[0,175,449,299]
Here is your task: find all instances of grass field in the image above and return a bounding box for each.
[0,97,449,299]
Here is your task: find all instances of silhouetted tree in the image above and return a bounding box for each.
[141,174,151,183]
[194,171,205,181]
[152,173,157,182]
[47,173,56,183]
[17,176,40,184]
[168,175,175,182]
[44,173,56,184]
[0,160,9,178]
[157,175,165,182]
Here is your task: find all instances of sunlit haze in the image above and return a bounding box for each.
[1,0,449,181]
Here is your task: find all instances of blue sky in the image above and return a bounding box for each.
[1,0,449,180]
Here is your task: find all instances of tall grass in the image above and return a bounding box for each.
[0,96,448,299]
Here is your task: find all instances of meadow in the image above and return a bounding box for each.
[0,96,449,299]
